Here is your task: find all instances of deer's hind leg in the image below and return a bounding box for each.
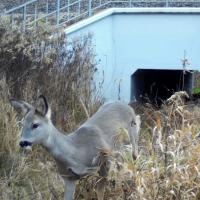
[129,115,141,160]
[95,152,111,200]
[129,133,138,160]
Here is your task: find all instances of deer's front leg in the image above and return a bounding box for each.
[64,178,77,200]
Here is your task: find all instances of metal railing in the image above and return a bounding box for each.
[2,0,200,30]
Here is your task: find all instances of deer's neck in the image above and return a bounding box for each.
[42,123,75,163]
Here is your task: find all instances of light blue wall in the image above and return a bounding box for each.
[66,16,115,99]
[65,10,200,102]
[112,13,200,101]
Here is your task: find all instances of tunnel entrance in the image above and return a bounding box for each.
[131,69,194,104]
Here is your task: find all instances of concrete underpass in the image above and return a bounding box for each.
[131,69,194,104]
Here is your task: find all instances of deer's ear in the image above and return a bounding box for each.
[36,95,51,119]
[10,99,34,116]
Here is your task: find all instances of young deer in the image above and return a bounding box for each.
[10,96,140,200]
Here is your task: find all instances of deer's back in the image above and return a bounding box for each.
[83,102,135,140]
[71,102,135,150]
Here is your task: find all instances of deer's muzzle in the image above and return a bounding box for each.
[19,141,32,148]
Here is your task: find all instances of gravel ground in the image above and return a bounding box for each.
[1,0,200,12]
[1,0,200,28]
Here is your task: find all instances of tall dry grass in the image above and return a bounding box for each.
[0,17,103,131]
[130,92,200,200]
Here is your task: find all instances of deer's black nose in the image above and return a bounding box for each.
[19,141,32,148]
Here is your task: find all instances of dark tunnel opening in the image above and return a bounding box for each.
[131,69,194,105]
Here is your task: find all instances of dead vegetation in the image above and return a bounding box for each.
[0,17,103,131]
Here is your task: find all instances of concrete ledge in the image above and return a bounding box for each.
[112,7,200,14]
[65,7,200,34]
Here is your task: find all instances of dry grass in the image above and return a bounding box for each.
[0,17,103,131]
[131,92,200,200]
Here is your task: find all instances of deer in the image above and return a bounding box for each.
[10,95,141,200]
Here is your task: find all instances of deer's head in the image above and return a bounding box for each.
[10,95,52,150]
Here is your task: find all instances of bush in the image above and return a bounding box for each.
[0,18,103,131]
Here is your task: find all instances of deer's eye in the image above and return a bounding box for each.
[32,123,40,129]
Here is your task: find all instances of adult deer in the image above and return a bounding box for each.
[10,96,140,200]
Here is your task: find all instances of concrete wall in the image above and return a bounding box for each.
[65,8,200,102]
